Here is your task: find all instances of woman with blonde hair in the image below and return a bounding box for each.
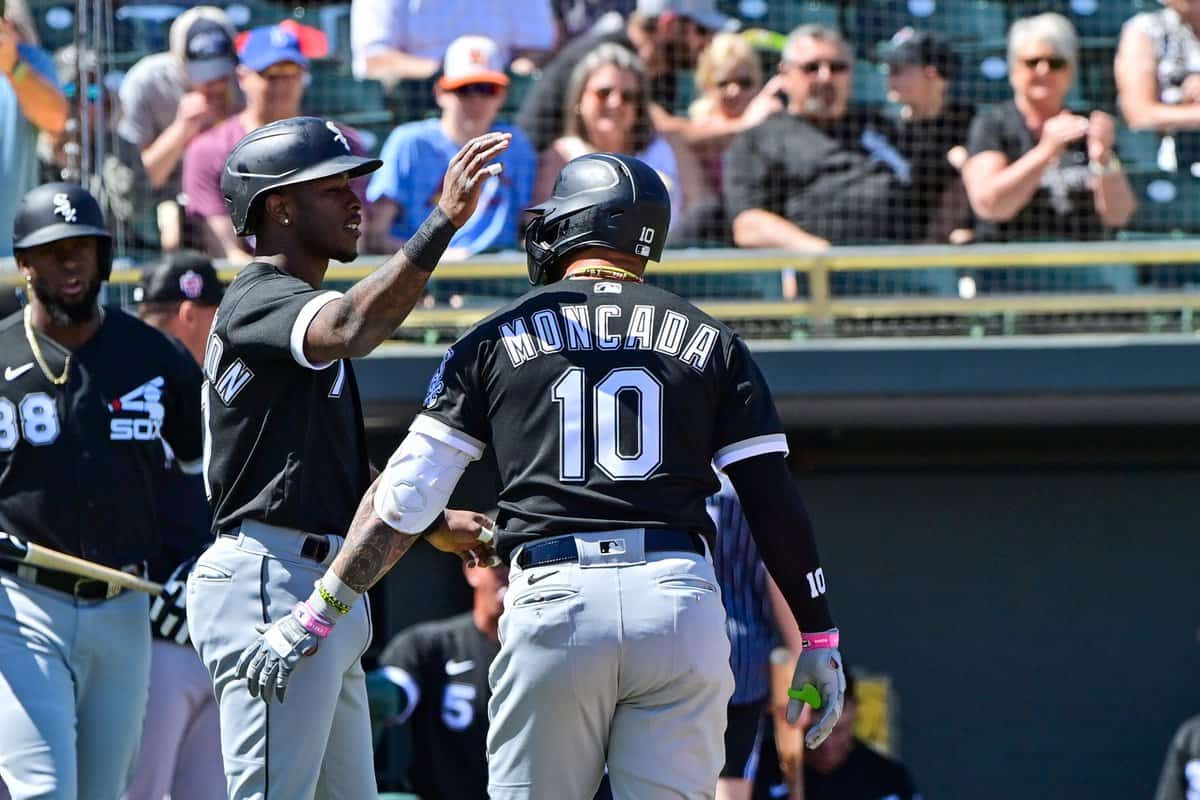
[533,42,713,238]
[688,32,783,192]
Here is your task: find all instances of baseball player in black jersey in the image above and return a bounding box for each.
[0,183,203,799]
[278,152,846,800]
[376,562,508,798]
[187,116,504,799]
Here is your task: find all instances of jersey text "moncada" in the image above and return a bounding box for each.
[498,304,720,372]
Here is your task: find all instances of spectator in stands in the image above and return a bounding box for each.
[879,28,975,244]
[797,672,922,800]
[118,7,240,251]
[553,0,637,42]
[365,35,536,258]
[725,25,914,253]
[962,13,1135,242]
[350,0,556,84]
[374,562,508,798]
[41,45,159,254]
[688,32,783,194]
[1154,713,1200,800]
[1116,0,1200,172]
[0,0,68,259]
[518,0,737,153]
[533,42,711,238]
[183,25,368,264]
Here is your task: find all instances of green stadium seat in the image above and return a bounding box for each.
[849,0,1007,55]
[1116,125,1160,169]
[1007,0,1155,40]
[852,58,889,107]
[725,0,842,37]
[1125,170,1200,234]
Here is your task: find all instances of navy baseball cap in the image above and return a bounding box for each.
[877,28,956,79]
[135,251,224,306]
[239,25,309,72]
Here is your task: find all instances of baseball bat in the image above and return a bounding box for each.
[0,531,164,596]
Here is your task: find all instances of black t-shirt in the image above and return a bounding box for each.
[894,101,975,240]
[723,109,916,244]
[966,101,1109,242]
[202,262,370,536]
[804,740,920,800]
[516,29,678,153]
[379,612,498,799]
[0,308,203,567]
[417,278,787,559]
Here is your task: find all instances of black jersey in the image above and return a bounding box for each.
[379,613,498,799]
[418,279,787,557]
[202,262,370,536]
[0,308,203,568]
[803,741,920,800]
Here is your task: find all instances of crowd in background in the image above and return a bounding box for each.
[6,0,1200,294]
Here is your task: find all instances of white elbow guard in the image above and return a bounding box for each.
[373,431,475,534]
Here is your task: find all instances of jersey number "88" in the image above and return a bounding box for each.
[0,393,59,448]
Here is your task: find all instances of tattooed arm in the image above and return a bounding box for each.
[330,479,495,593]
[303,132,511,362]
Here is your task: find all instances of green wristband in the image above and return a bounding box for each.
[787,684,822,709]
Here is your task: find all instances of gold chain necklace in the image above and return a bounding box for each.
[23,305,71,386]
[563,264,644,283]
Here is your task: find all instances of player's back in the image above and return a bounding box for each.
[419,278,785,551]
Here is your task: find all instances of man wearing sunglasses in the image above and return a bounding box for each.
[726,25,915,272]
[183,25,369,266]
[365,35,536,260]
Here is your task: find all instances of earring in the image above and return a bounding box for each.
[282,218,290,225]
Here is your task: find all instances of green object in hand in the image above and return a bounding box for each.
[787,684,822,710]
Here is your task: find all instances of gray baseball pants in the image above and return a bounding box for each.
[487,529,735,800]
[0,574,151,800]
[187,520,376,800]
[123,638,225,800]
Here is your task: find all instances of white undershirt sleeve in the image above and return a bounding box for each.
[290,291,343,370]
[372,430,479,535]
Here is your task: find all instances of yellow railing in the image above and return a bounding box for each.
[12,240,1200,334]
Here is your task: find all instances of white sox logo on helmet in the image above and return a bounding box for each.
[52,193,77,223]
[326,121,350,152]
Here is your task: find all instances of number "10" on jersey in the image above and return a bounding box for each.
[551,366,663,482]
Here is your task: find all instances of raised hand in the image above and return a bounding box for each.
[438,132,512,228]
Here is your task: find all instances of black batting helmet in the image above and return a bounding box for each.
[221,116,382,236]
[13,183,113,280]
[525,152,671,285]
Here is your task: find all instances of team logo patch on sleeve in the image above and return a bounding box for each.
[423,347,453,408]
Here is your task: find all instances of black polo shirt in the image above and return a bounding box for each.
[0,308,203,568]
[202,262,370,536]
[724,109,916,244]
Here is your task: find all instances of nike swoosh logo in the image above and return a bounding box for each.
[4,363,33,381]
[526,570,558,585]
[445,659,474,676]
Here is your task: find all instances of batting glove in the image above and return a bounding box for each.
[235,601,333,704]
[787,628,846,749]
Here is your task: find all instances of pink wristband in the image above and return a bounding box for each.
[801,629,839,650]
[293,601,334,638]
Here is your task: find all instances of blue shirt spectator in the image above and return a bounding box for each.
[1,37,66,258]
[368,119,535,256]
[365,35,537,257]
